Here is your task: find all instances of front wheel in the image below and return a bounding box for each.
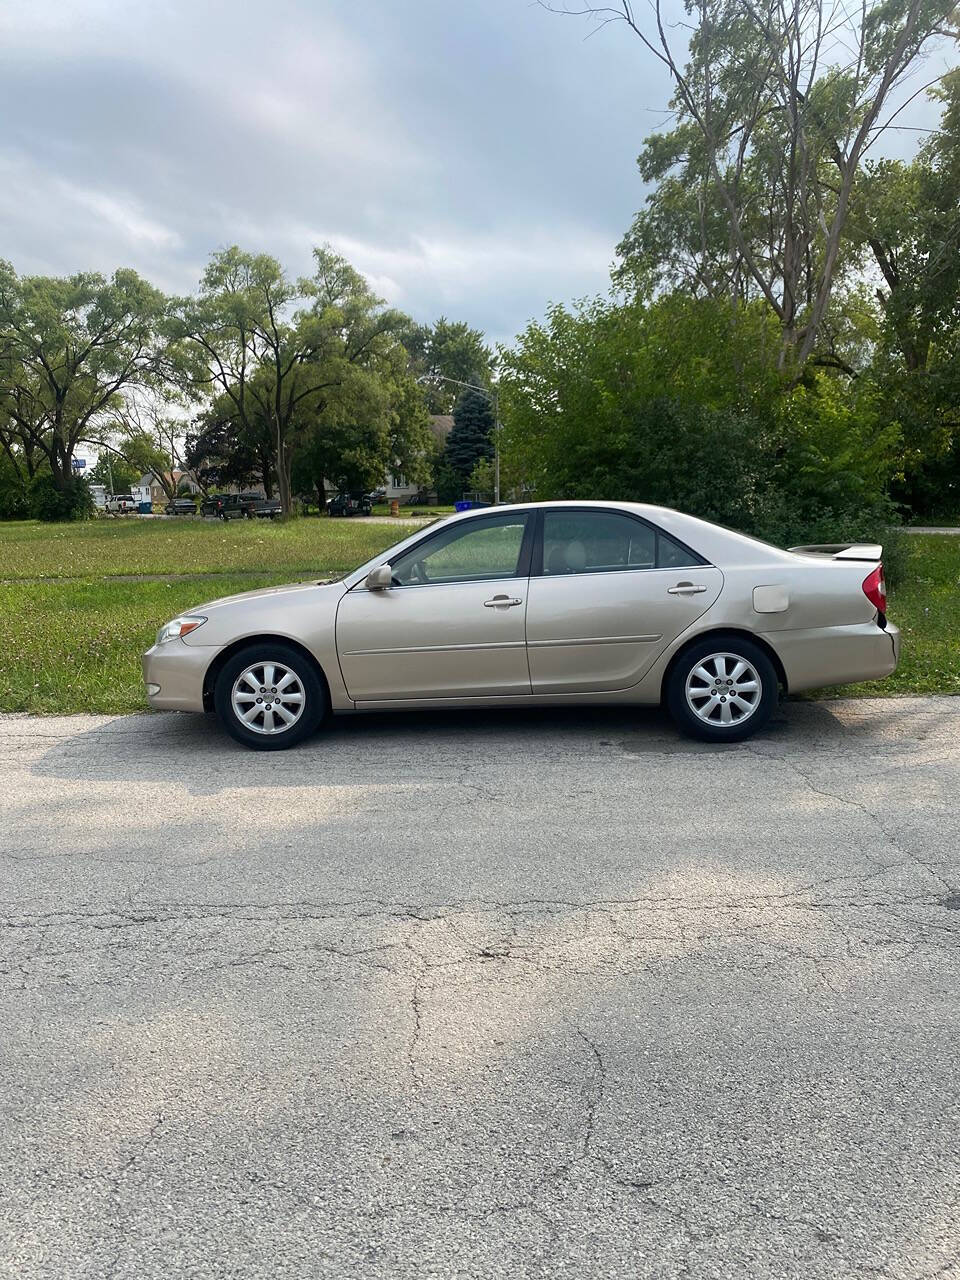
[666,637,778,743]
[214,643,326,750]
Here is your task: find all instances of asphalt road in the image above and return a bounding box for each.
[2,697,960,1279]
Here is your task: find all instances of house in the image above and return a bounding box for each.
[384,415,453,502]
[138,470,202,507]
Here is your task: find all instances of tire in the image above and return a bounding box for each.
[666,636,778,743]
[214,643,327,751]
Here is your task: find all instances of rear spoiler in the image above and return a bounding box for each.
[788,543,882,561]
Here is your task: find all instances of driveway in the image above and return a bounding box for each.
[2,698,959,1279]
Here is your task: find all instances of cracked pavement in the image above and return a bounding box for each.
[2,696,960,1279]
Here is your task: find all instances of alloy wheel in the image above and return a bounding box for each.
[230,662,306,736]
[684,652,762,726]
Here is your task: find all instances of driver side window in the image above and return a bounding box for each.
[390,515,528,586]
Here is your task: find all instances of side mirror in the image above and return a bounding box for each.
[365,563,393,591]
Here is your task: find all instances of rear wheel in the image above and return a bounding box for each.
[214,643,326,750]
[667,637,778,743]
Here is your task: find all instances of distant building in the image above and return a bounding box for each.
[138,470,201,507]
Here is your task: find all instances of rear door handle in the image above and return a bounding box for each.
[667,582,708,595]
[484,595,523,608]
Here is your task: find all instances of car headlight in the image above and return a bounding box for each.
[156,614,207,645]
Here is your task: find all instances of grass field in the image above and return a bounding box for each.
[0,515,427,580]
[0,519,957,715]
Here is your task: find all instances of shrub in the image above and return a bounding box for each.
[29,474,94,522]
[499,293,904,573]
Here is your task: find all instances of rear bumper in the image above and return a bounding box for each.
[764,620,901,694]
[142,641,212,712]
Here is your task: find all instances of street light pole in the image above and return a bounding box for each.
[416,373,501,503]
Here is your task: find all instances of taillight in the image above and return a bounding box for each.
[862,564,887,614]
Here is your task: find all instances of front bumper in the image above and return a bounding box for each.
[764,620,901,694]
[142,640,213,711]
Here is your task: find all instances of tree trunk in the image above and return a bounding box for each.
[277,436,293,516]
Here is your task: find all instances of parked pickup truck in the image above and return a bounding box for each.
[247,495,282,520]
[105,493,137,513]
[201,492,282,520]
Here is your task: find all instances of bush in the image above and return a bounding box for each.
[0,477,30,520]
[499,293,905,575]
[29,474,94,522]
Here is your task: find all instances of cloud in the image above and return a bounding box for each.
[0,0,945,343]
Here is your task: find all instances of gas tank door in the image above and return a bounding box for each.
[753,584,789,613]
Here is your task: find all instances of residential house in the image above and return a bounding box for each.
[138,470,202,507]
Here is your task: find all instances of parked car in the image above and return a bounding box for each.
[200,493,245,520]
[328,493,373,517]
[105,494,137,514]
[164,498,197,516]
[143,501,901,751]
[239,492,283,520]
[366,489,386,504]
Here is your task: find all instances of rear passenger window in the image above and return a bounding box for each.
[541,511,704,575]
[657,530,704,569]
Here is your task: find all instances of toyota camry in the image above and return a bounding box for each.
[142,501,900,749]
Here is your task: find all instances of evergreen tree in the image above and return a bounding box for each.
[443,387,494,490]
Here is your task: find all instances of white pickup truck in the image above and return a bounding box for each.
[104,494,137,514]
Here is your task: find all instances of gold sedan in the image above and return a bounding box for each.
[142,502,900,749]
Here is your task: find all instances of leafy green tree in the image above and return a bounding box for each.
[845,73,960,513]
[184,377,276,495]
[0,264,168,513]
[173,245,410,514]
[290,371,431,504]
[499,291,898,544]
[0,447,30,519]
[590,0,958,367]
[467,456,496,498]
[89,453,140,493]
[405,317,495,411]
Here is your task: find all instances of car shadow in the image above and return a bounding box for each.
[24,695,891,796]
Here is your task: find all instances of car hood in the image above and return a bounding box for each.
[195,579,342,613]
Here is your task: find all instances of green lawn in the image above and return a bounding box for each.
[0,515,424,580]
[0,521,956,715]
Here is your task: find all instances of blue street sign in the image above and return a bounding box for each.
[71,458,86,469]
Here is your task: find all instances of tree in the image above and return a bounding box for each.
[499,291,898,543]
[184,376,276,496]
[563,0,958,367]
[0,447,31,519]
[290,370,432,505]
[89,453,139,493]
[844,73,960,512]
[442,387,495,493]
[0,264,168,513]
[405,317,496,411]
[173,245,410,515]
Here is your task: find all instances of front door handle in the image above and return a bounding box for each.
[484,595,523,608]
[667,582,708,595]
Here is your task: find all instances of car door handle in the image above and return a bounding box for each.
[667,582,708,595]
[484,595,523,608]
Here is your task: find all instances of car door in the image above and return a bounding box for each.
[336,511,534,702]
[525,508,723,693]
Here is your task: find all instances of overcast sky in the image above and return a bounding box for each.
[0,0,948,348]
